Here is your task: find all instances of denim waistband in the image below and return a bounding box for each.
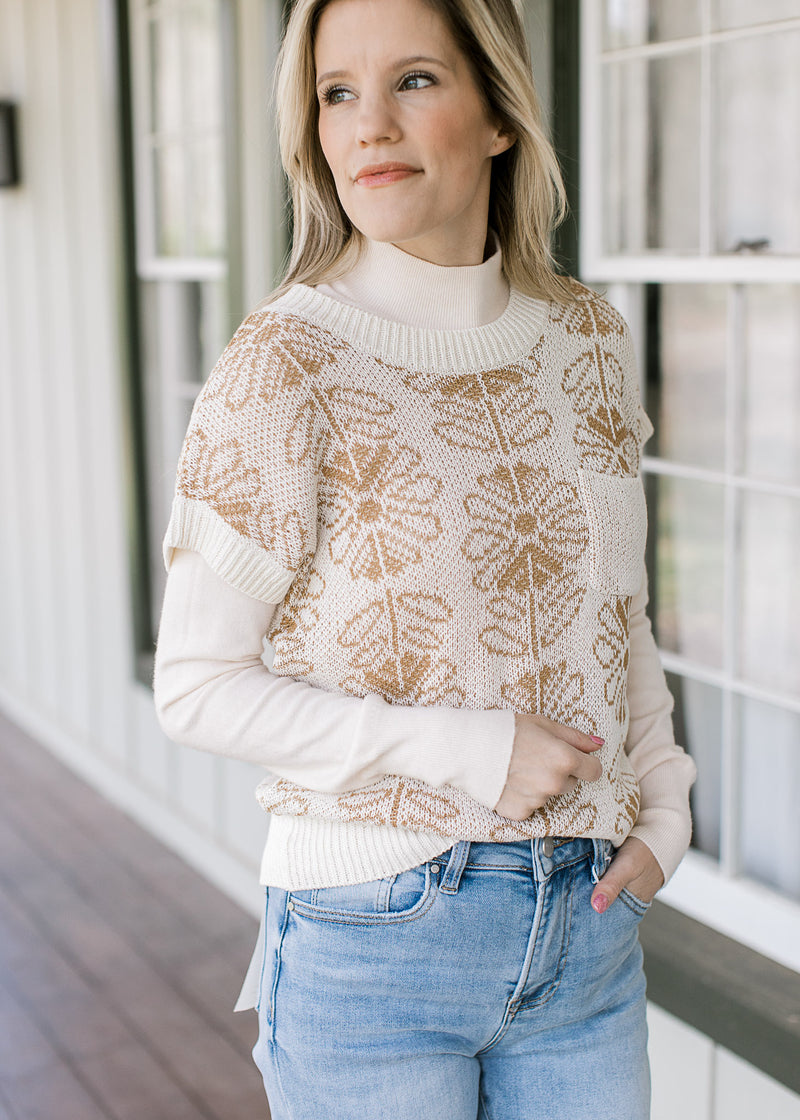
[437,838,614,895]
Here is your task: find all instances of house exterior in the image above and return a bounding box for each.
[1,1,798,1115]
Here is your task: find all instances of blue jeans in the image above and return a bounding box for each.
[253,837,650,1119]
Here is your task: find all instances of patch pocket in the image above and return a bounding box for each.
[289,863,435,925]
[578,469,647,597]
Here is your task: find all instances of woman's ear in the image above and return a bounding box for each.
[490,128,516,157]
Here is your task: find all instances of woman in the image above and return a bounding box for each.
[154,0,696,1116]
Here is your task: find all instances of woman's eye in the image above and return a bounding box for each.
[399,71,436,91]
[320,85,354,106]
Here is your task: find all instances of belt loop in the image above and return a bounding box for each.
[591,838,613,884]
[439,841,471,894]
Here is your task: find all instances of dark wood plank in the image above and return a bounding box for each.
[2,1061,110,1120]
[0,709,270,1119]
[642,900,800,1096]
[0,1087,21,1120]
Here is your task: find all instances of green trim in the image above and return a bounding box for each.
[114,0,155,681]
[550,0,580,278]
[642,901,800,1094]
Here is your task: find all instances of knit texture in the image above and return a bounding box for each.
[165,280,654,862]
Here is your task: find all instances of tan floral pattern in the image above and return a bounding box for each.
[593,598,631,724]
[170,291,653,850]
[500,662,597,735]
[462,463,588,654]
[403,363,552,452]
[611,761,641,836]
[338,592,464,706]
[256,769,634,843]
[320,443,442,581]
[549,291,644,477]
[270,564,325,677]
[549,284,626,340]
[562,350,640,476]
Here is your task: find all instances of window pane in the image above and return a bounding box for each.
[148,14,182,136]
[713,0,800,30]
[188,137,226,257]
[153,143,187,256]
[740,699,800,902]
[198,281,229,380]
[604,0,701,48]
[603,53,701,252]
[743,285,800,487]
[648,475,725,666]
[183,3,223,133]
[713,32,800,254]
[739,493,800,694]
[667,672,722,860]
[646,285,727,469]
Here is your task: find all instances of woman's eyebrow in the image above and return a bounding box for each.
[316,55,452,85]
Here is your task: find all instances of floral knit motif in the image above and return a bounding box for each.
[166,283,652,845]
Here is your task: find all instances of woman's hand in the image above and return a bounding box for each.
[494,714,604,820]
[590,835,664,913]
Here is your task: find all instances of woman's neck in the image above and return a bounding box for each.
[314,236,509,331]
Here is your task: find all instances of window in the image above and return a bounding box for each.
[128,0,239,660]
[581,0,800,970]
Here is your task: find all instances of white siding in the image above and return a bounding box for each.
[0,0,267,919]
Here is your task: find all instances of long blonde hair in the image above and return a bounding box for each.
[271,0,574,303]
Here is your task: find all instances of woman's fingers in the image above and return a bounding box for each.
[590,836,665,913]
[571,747,603,783]
[535,714,605,754]
[495,715,606,818]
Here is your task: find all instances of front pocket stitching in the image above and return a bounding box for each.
[618,886,651,916]
[289,877,437,926]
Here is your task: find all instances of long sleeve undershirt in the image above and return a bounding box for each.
[154,546,695,882]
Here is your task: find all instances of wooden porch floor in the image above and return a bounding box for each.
[0,709,270,1119]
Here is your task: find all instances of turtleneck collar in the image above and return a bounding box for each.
[314,236,510,331]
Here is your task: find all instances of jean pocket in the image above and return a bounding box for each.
[578,469,647,596]
[289,863,436,925]
[618,886,653,918]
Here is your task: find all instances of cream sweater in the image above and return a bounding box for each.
[155,239,695,889]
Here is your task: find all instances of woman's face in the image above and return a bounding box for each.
[314,0,512,266]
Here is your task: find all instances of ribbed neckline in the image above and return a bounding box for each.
[270,284,551,374]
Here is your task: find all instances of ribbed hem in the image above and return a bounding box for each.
[260,815,453,890]
[163,497,293,603]
[269,285,550,374]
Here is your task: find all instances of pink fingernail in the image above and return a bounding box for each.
[590,736,605,745]
[592,894,609,914]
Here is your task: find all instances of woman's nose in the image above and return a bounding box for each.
[355,94,401,146]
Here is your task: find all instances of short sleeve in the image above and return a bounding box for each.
[163,310,320,604]
[616,318,654,461]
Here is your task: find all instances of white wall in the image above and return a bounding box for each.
[0,0,268,916]
[649,1006,800,1120]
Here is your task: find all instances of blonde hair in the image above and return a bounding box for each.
[271,0,574,303]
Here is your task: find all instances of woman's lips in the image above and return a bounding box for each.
[354,163,419,187]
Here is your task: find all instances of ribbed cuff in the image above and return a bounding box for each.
[163,497,293,603]
[628,754,697,883]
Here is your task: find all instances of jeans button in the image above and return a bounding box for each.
[542,837,555,858]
